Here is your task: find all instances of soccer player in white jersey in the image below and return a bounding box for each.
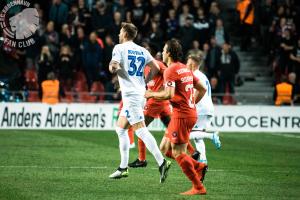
[108,22,171,182]
[187,55,221,164]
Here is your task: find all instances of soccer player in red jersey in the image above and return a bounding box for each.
[145,39,208,195]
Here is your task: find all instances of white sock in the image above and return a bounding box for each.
[135,127,164,166]
[190,130,213,140]
[116,127,129,169]
[194,139,207,161]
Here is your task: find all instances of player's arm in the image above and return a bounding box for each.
[145,60,160,84]
[193,78,207,104]
[109,60,121,74]
[145,85,175,100]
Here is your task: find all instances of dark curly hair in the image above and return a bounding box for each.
[165,39,183,62]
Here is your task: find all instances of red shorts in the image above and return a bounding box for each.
[167,117,197,144]
[144,101,171,118]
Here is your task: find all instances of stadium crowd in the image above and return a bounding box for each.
[0,0,299,105]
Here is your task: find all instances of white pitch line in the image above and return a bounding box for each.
[268,133,300,139]
[0,165,294,173]
[0,165,107,169]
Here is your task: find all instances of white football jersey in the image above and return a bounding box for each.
[193,70,214,116]
[111,41,154,96]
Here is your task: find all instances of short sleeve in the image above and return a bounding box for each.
[164,68,177,88]
[144,48,154,64]
[111,44,122,63]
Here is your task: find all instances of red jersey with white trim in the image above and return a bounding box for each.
[145,60,169,104]
[164,62,199,118]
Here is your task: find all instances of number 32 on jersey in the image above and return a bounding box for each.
[128,55,145,76]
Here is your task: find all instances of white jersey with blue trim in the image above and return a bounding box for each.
[111,41,154,96]
[193,70,214,116]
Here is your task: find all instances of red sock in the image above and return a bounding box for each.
[175,153,203,190]
[189,156,207,172]
[138,138,146,161]
[128,127,134,145]
[187,141,195,155]
[165,149,174,159]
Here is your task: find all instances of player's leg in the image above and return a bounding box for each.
[169,117,207,195]
[132,121,171,183]
[128,116,154,168]
[190,116,221,149]
[109,115,130,179]
[128,126,135,149]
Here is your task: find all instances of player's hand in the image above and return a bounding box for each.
[144,90,153,99]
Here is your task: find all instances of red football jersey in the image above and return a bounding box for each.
[145,60,169,104]
[164,62,199,118]
[144,60,167,91]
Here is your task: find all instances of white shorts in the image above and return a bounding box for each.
[120,95,146,125]
[193,115,213,130]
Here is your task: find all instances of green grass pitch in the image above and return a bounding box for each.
[0,130,299,200]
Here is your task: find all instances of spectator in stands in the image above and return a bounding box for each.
[44,21,59,55]
[82,32,103,90]
[288,72,300,104]
[165,9,179,40]
[103,35,115,78]
[177,16,196,57]
[205,36,221,78]
[193,7,210,47]
[290,37,300,82]
[187,40,203,59]
[60,24,73,47]
[210,76,222,104]
[37,46,54,88]
[49,0,69,31]
[179,4,193,27]
[130,0,150,34]
[217,42,240,95]
[112,0,128,21]
[57,45,74,89]
[208,1,222,30]
[212,18,230,47]
[236,0,255,51]
[278,28,294,74]
[78,0,92,32]
[40,72,65,104]
[147,21,164,50]
[72,26,87,71]
[68,3,86,31]
[92,1,113,39]
[111,11,122,44]
[274,75,294,106]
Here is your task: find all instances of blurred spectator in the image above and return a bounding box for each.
[37,46,54,87]
[49,0,69,31]
[193,7,210,47]
[111,11,122,44]
[205,36,221,78]
[130,0,150,34]
[212,18,230,47]
[274,75,293,106]
[147,21,163,50]
[103,35,115,77]
[217,43,240,95]
[187,40,203,59]
[236,0,255,51]
[179,4,193,27]
[290,37,300,82]
[92,1,113,39]
[82,32,103,90]
[177,16,196,57]
[78,0,92,32]
[40,72,65,104]
[44,21,59,55]
[112,0,128,21]
[210,76,222,104]
[57,45,74,85]
[165,9,179,40]
[72,27,88,71]
[288,72,300,104]
[60,24,73,46]
[278,29,294,74]
[68,3,86,31]
[208,1,222,30]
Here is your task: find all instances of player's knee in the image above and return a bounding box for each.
[116,127,127,137]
